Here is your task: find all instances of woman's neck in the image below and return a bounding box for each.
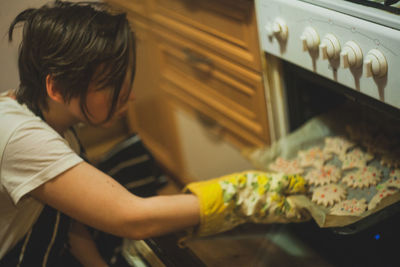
[41,100,79,136]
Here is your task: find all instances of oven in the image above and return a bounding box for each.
[256,0,400,140]
[253,0,400,266]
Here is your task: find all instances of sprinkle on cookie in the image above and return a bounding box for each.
[312,184,347,207]
[305,165,341,186]
[342,166,381,189]
[329,198,367,216]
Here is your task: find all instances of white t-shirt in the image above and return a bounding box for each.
[0,96,83,259]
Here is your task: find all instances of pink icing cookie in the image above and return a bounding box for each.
[368,187,398,210]
[342,166,382,189]
[298,147,333,168]
[305,165,341,186]
[329,198,367,216]
[339,148,374,170]
[268,157,304,174]
[323,136,356,157]
[312,184,347,207]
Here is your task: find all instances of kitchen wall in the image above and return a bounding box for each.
[0,0,96,93]
[0,0,49,92]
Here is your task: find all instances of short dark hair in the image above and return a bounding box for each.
[8,0,136,122]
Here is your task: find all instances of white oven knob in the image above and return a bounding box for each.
[267,18,288,41]
[364,49,387,78]
[319,34,341,60]
[340,41,363,68]
[300,27,320,51]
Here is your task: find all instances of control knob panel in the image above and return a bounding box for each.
[256,0,399,109]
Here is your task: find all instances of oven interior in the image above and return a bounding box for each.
[283,59,400,133]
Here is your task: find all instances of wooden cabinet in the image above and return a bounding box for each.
[148,0,261,71]
[125,16,184,174]
[106,0,269,181]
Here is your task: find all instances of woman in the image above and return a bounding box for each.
[1,1,199,266]
[0,1,308,266]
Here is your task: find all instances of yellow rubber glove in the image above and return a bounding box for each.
[183,170,309,238]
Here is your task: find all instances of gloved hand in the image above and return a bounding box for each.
[183,170,310,238]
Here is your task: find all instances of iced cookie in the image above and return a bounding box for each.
[268,157,304,174]
[368,187,398,210]
[342,166,382,189]
[381,169,400,189]
[298,147,333,168]
[323,136,356,157]
[305,165,341,186]
[311,184,347,207]
[339,148,374,170]
[329,198,367,216]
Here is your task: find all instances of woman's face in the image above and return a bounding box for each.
[68,68,135,127]
[86,86,133,127]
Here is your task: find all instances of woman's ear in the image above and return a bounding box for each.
[46,74,64,103]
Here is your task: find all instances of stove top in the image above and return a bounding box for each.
[300,0,400,29]
[346,0,400,14]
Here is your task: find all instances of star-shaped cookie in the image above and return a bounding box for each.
[305,165,341,186]
[312,184,347,207]
[298,147,332,168]
[329,198,367,216]
[342,166,381,189]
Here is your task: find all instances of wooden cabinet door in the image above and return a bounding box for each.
[126,19,183,175]
[105,0,148,18]
[148,0,261,71]
[153,26,270,148]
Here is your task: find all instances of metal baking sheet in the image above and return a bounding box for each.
[244,104,400,232]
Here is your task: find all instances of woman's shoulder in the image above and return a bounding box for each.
[0,89,16,98]
[0,95,56,153]
[0,94,40,125]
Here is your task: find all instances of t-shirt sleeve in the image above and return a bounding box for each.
[1,120,83,204]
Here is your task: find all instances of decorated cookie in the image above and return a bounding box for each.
[368,187,399,210]
[329,198,368,216]
[323,136,356,157]
[339,148,374,170]
[381,169,400,189]
[268,157,304,174]
[342,166,382,189]
[298,147,333,168]
[311,184,347,207]
[305,165,342,186]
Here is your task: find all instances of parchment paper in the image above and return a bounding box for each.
[243,105,400,228]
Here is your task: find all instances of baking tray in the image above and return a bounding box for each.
[244,104,400,234]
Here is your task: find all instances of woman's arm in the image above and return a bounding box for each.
[30,161,200,240]
[68,221,108,267]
